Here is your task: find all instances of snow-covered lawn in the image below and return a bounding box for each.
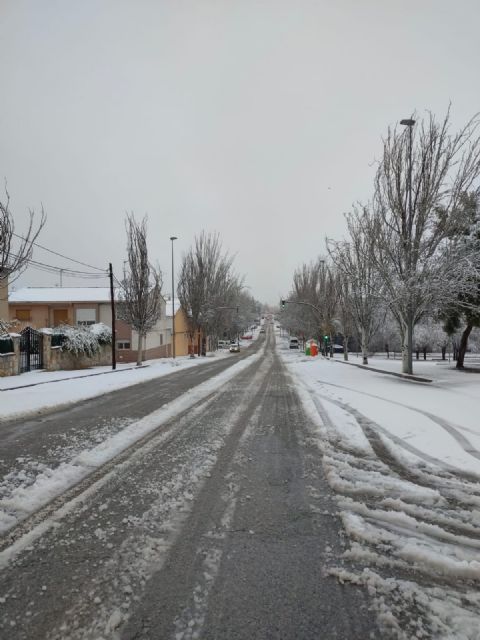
[280,341,480,639]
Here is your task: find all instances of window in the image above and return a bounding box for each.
[117,341,131,350]
[15,309,31,322]
[53,309,69,325]
[76,308,96,326]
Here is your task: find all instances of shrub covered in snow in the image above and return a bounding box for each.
[52,324,107,357]
[89,323,112,345]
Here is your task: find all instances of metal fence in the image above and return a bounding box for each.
[20,327,44,373]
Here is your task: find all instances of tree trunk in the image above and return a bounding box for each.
[361,328,368,365]
[343,336,349,361]
[136,332,143,366]
[423,347,427,360]
[441,346,446,360]
[456,324,473,369]
[401,314,413,375]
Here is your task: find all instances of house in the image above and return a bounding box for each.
[9,287,114,328]
[8,287,173,363]
[165,297,204,356]
[122,298,172,363]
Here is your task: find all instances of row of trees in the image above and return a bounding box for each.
[0,194,257,365]
[284,109,480,373]
[120,218,259,364]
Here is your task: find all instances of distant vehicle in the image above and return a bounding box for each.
[241,333,253,340]
[229,344,240,353]
[217,340,229,349]
[259,328,265,334]
[289,337,299,349]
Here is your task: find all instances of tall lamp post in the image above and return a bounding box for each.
[400,118,415,375]
[170,236,178,359]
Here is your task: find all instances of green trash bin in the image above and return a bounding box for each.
[305,345,311,356]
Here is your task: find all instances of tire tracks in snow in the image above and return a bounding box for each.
[303,381,480,517]
[316,378,480,465]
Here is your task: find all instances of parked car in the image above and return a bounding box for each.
[229,344,240,353]
[289,337,299,349]
[260,328,265,334]
[217,340,229,349]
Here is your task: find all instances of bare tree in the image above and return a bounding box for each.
[328,206,383,364]
[334,276,356,361]
[0,188,46,286]
[178,232,240,354]
[369,109,480,374]
[291,260,323,340]
[289,258,337,351]
[118,214,162,366]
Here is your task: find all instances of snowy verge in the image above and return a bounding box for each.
[0,352,235,422]
[279,339,480,639]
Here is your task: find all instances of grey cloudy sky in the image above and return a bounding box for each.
[1,0,479,304]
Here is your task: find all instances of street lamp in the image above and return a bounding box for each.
[170,236,178,359]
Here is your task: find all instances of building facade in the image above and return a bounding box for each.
[8,287,173,363]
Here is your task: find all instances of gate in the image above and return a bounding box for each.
[20,327,44,373]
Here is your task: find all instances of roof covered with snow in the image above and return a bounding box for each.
[165,298,182,318]
[9,287,117,303]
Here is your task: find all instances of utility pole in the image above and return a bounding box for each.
[170,236,178,358]
[109,262,116,370]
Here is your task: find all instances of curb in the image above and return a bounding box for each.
[0,364,144,392]
[331,358,433,383]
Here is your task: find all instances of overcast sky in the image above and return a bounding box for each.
[1,0,479,304]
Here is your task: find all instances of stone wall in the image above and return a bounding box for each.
[0,335,20,377]
[42,332,112,371]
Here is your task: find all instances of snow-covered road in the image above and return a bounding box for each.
[1,327,480,638]
[0,328,378,639]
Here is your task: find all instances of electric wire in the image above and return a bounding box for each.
[9,252,108,280]
[12,232,105,272]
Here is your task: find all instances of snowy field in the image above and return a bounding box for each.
[0,336,260,535]
[279,338,480,639]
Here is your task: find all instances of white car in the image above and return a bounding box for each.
[289,337,299,349]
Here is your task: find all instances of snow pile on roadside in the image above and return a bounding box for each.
[279,342,480,639]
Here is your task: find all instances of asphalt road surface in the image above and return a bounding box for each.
[0,328,380,639]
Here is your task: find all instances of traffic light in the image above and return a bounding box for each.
[281,299,286,310]
[324,335,329,343]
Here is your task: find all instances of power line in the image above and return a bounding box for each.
[12,232,105,272]
[9,252,108,279]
